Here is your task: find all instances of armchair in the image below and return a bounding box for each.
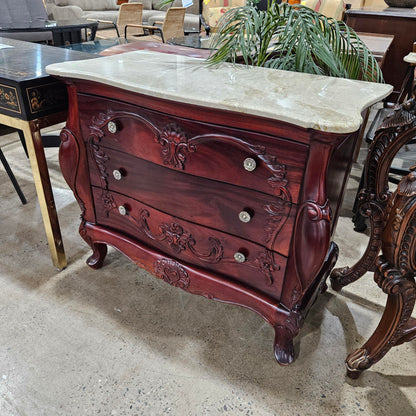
[91,2,144,38]
[125,7,185,42]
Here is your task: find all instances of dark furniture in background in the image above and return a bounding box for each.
[0,20,98,47]
[0,37,93,269]
[344,6,416,104]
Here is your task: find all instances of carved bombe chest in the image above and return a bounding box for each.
[51,51,391,365]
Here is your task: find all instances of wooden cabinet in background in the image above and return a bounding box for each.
[345,7,416,103]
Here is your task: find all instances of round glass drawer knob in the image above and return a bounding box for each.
[239,211,251,223]
[118,205,127,216]
[113,169,123,180]
[107,121,118,134]
[243,157,256,172]
[234,252,246,263]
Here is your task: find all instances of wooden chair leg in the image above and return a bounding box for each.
[345,169,416,378]
[345,260,416,379]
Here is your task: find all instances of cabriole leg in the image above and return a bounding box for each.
[273,325,295,365]
[86,242,108,269]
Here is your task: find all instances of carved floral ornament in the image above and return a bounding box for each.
[253,250,280,286]
[397,166,416,197]
[154,258,190,290]
[379,98,416,132]
[156,124,196,170]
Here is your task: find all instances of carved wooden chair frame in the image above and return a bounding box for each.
[329,98,416,377]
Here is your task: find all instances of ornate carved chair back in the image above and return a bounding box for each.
[330,98,416,291]
[345,168,416,378]
[381,167,416,279]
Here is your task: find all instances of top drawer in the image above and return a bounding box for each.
[78,94,308,204]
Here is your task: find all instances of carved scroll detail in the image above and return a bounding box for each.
[154,258,190,289]
[379,99,416,131]
[131,209,224,264]
[88,109,159,145]
[156,123,196,169]
[346,348,370,372]
[303,200,331,222]
[258,153,289,197]
[87,111,195,170]
[90,142,110,189]
[346,261,416,377]
[263,201,291,245]
[88,112,112,144]
[100,190,117,217]
[256,153,291,246]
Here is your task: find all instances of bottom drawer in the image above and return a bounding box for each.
[92,187,286,299]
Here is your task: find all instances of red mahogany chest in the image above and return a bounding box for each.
[47,51,391,364]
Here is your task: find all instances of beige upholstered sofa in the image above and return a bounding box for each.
[45,0,202,33]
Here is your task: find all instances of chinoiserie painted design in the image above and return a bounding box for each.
[0,83,20,113]
[26,83,68,114]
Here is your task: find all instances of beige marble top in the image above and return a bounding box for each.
[46,50,392,134]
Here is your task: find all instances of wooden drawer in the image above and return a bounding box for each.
[92,187,286,299]
[88,145,296,255]
[79,94,307,204]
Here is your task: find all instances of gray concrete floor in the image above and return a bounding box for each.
[0,118,415,416]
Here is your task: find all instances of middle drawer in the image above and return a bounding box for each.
[87,145,296,256]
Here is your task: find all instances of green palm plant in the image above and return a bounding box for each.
[208,1,383,82]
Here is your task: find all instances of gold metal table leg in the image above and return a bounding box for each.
[0,113,67,270]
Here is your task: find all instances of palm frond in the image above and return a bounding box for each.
[208,2,383,83]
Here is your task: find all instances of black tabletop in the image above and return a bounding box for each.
[0,37,93,83]
[0,37,95,120]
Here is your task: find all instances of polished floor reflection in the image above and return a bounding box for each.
[0,121,415,416]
